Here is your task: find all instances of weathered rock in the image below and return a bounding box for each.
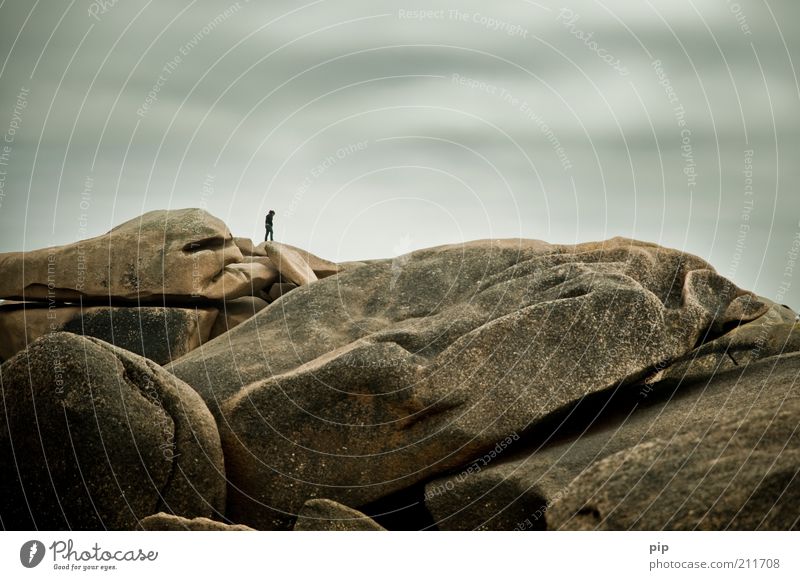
[645,299,799,385]
[336,261,370,274]
[423,434,527,530]
[266,282,298,302]
[293,499,385,531]
[0,208,252,301]
[425,346,800,530]
[0,332,226,530]
[139,513,254,531]
[234,237,264,257]
[548,392,800,530]
[256,242,338,278]
[225,261,276,296]
[208,296,269,339]
[243,256,280,286]
[262,242,318,286]
[0,302,218,364]
[423,303,800,530]
[170,238,769,529]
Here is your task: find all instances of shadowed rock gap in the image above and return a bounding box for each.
[359,480,438,531]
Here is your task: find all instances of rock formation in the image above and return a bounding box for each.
[0,210,332,364]
[169,236,796,530]
[0,302,219,364]
[262,241,318,286]
[0,209,252,301]
[548,398,800,530]
[208,296,269,339]
[266,281,298,301]
[1,209,797,532]
[293,499,385,531]
[424,337,800,530]
[0,333,226,530]
[259,241,339,278]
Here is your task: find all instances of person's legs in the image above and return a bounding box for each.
[265,225,274,241]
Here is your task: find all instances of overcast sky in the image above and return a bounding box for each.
[0,0,798,307]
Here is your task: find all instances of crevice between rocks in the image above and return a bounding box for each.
[358,480,438,531]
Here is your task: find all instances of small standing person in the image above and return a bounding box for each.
[264,209,275,242]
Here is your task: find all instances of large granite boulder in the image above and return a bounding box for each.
[266,282,297,302]
[548,392,800,530]
[424,345,800,530]
[256,241,338,278]
[645,299,798,385]
[171,238,769,529]
[262,242,318,286]
[234,237,263,257]
[242,256,280,286]
[0,302,219,364]
[293,499,385,531]
[0,333,226,530]
[208,296,269,340]
[0,208,254,301]
[224,261,277,297]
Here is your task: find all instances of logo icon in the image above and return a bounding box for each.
[20,540,46,568]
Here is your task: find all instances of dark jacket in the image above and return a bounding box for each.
[265,213,274,227]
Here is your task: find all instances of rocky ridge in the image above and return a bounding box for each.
[1,209,798,531]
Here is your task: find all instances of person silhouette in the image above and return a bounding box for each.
[264,210,275,241]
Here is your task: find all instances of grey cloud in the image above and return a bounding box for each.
[0,0,798,306]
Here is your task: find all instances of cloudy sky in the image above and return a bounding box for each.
[0,0,798,306]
